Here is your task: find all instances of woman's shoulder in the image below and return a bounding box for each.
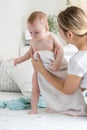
[68,51,87,76]
[70,51,87,68]
[71,51,87,61]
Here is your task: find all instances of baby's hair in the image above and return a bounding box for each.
[57,6,87,36]
[27,11,48,27]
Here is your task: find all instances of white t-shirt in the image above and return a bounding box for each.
[68,51,87,88]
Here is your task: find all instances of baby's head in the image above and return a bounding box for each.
[27,11,49,40]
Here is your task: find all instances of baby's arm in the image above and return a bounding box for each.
[14,45,33,66]
[51,33,64,70]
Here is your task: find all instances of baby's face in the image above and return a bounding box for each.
[27,20,47,40]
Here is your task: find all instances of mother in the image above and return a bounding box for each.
[32,6,87,115]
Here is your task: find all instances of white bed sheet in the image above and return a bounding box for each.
[0,92,87,130]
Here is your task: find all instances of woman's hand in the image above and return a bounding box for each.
[50,61,60,71]
[31,53,45,73]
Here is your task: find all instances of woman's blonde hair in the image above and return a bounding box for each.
[57,6,87,36]
[27,11,48,27]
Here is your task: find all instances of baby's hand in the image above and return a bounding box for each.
[14,58,21,66]
[50,61,60,71]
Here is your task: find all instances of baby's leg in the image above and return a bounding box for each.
[29,71,40,114]
[46,108,57,113]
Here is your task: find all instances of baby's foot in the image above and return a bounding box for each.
[28,110,37,114]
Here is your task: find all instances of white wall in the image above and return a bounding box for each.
[0,0,33,60]
[69,0,87,12]
[81,0,87,13]
[0,0,86,60]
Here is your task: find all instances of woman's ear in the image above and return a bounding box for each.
[67,31,73,40]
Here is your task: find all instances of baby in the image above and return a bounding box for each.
[14,11,64,114]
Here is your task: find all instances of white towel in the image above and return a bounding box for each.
[34,50,87,115]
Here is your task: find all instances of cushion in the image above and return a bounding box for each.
[0,61,20,92]
[7,60,34,97]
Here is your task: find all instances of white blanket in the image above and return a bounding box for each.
[34,50,87,115]
[0,92,87,130]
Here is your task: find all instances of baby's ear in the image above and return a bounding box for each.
[45,25,49,31]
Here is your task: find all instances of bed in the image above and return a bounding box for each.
[0,92,87,130]
[0,46,87,130]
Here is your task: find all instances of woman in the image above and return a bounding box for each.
[31,6,87,115]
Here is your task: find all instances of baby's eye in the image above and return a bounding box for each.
[30,32,32,34]
[35,32,39,34]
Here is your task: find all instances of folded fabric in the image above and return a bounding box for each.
[0,101,6,108]
[0,96,46,110]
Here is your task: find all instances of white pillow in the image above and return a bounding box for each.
[7,60,34,97]
[0,61,20,92]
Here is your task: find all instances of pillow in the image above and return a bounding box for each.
[7,60,34,97]
[0,61,20,92]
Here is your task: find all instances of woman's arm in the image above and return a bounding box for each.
[31,54,81,95]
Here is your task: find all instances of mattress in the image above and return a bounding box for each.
[0,92,87,130]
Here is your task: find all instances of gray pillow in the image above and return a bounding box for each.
[0,61,20,92]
